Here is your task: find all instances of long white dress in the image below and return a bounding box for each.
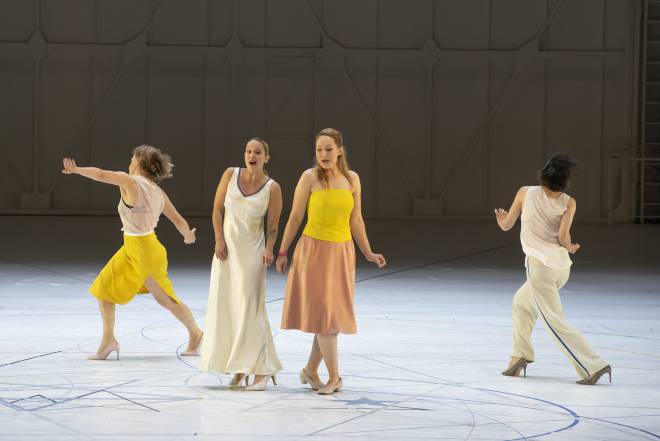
[199,168,282,375]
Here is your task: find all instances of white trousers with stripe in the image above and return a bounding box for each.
[511,256,608,379]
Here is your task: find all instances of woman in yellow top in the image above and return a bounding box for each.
[277,128,386,395]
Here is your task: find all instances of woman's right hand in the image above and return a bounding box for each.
[567,243,580,254]
[275,255,288,275]
[215,238,228,260]
[62,158,78,174]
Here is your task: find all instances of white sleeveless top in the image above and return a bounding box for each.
[520,186,572,269]
[117,175,164,236]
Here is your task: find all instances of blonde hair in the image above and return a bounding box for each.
[132,145,173,182]
[314,128,351,188]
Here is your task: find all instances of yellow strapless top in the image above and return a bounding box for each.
[303,189,354,242]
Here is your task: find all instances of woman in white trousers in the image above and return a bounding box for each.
[494,154,611,385]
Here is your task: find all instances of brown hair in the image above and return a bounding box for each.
[247,137,270,176]
[314,128,352,188]
[132,145,174,183]
[249,137,270,156]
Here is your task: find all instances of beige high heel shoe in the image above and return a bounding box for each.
[87,340,120,360]
[245,375,277,391]
[299,368,323,390]
[181,332,203,356]
[577,365,612,385]
[317,377,342,395]
[228,373,250,389]
[502,357,529,377]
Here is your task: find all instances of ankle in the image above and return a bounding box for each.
[304,367,319,377]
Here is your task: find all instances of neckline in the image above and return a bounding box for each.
[311,188,352,194]
[540,186,564,200]
[237,167,270,197]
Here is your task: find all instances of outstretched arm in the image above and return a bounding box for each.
[275,171,313,274]
[494,187,526,231]
[264,182,283,266]
[62,158,137,197]
[162,191,196,244]
[349,172,385,268]
[558,197,580,254]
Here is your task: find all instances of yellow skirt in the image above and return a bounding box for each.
[89,233,180,305]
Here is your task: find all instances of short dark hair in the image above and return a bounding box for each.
[537,154,576,192]
[132,145,174,183]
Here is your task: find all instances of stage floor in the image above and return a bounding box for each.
[1,217,659,440]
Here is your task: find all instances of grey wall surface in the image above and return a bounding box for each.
[0,0,641,220]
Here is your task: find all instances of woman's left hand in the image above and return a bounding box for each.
[263,248,275,266]
[366,252,386,268]
[184,228,196,244]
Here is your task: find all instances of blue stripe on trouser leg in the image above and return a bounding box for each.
[526,262,590,377]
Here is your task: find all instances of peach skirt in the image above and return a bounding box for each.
[281,235,356,334]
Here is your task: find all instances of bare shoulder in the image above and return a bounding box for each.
[301,168,318,184]
[269,179,281,193]
[566,195,576,207]
[348,170,361,191]
[222,167,235,178]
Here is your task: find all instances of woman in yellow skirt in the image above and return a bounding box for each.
[62,145,203,360]
[276,128,386,395]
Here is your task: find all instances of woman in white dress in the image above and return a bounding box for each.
[200,138,283,391]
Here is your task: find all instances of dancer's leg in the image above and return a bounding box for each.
[512,281,538,362]
[527,259,608,379]
[145,277,202,351]
[96,299,117,352]
[316,334,339,384]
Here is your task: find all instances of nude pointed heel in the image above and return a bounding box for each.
[317,377,343,395]
[228,373,250,389]
[181,333,203,356]
[88,340,120,361]
[502,357,528,377]
[245,375,277,391]
[300,368,323,390]
[577,365,612,385]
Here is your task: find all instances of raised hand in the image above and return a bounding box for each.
[62,158,78,174]
[494,208,508,228]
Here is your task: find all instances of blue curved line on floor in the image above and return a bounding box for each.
[175,344,199,370]
[462,386,580,440]
[581,416,660,439]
